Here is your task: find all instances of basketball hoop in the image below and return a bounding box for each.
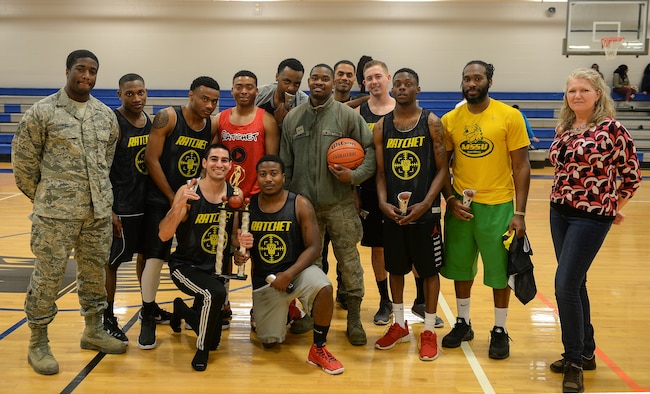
[601,36,625,60]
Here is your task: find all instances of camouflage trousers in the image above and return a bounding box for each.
[25,215,111,328]
[315,201,365,299]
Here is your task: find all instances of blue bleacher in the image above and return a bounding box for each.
[0,133,13,155]
[0,88,568,161]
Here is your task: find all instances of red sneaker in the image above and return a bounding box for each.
[419,330,439,361]
[375,321,410,350]
[288,299,303,323]
[307,344,344,375]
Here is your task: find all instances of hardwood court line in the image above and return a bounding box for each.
[535,290,650,392]
[0,280,78,341]
[60,312,140,394]
[438,293,496,394]
[59,284,252,392]
[0,192,21,201]
[0,232,29,239]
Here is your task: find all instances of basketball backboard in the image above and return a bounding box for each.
[563,0,649,56]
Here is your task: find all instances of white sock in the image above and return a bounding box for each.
[224,279,230,305]
[141,258,164,303]
[494,307,508,329]
[424,312,437,333]
[457,297,471,323]
[393,303,405,328]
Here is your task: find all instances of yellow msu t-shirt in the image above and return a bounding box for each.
[442,98,529,205]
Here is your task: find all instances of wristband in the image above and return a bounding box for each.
[514,210,526,216]
[446,195,457,202]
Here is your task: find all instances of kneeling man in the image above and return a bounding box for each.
[235,155,344,375]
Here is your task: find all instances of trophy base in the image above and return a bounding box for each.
[218,273,248,281]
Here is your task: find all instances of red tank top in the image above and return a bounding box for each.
[217,107,267,197]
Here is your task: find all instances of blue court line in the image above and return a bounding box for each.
[1,280,251,391]
[0,168,13,174]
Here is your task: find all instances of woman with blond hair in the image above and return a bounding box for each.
[548,68,641,393]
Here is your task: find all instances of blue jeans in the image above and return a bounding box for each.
[550,207,612,366]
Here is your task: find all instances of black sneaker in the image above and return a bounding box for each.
[410,302,444,328]
[488,326,510,359]
[137,314,157,350]
[154,303,173,324]
[441,317,474,348]
[373,300,393,325]
[104,316,129,345]
[550,356,596,373]
[138,304,173,325]
[562,362,584,393]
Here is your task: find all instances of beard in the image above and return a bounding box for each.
[462,86,489,104]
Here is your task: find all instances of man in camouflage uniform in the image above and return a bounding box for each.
[280,64,376,346]
[12,49,126,376]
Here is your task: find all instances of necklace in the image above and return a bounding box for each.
[567,123,589,134]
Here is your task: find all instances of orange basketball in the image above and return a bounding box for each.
[327,138,365,169]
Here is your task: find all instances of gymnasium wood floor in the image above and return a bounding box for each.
[1,164,649,393]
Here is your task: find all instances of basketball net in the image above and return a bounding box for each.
[601,36,624,60]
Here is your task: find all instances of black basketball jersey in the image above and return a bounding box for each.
[147,106,212,206]
[110,110,151,215]
[249,192,304,290]
[383,109,440,222]
[358,101,384,192]
[168,184,235,273]
[359,101,384,126]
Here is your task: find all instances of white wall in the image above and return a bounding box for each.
[0,0,648,92]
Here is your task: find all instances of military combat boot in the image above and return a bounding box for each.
[80,314,126,354]
[28,325,59,375]
[346,296,367,346]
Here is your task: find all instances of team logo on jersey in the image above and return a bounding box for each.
[459,124,494,158]
[201,225,227,255]
[391,150,420,180]
[178,149,201,177]
[135,147,148,175]
[257,234,287,264]
[231,147,247,164]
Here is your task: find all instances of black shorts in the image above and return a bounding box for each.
[109,214,144,267]
[143,204,172,260]
[359,186,383,247]
[383,216,444,277]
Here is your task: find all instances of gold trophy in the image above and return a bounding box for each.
[236,197,251,279]
[215,196,228,276]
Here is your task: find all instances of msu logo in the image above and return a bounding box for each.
[258,234,287,264]
[135,147,148,175]
[201,225,226,254]
[391,150,420,180]
[178,150,201,177]
[459,124,494,158]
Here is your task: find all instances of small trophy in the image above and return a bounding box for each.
[462,189,476,207]
[186,178,200,204]
[284,92,296,109]
[397,191,412,215]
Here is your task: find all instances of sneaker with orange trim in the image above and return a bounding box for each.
[375,321,410,350]
[307,344,344,375]
[419,330,439,361]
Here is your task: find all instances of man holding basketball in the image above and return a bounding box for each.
[280,63,375,346]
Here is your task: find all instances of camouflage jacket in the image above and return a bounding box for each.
[12,89,119,219]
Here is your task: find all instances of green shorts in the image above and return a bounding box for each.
[441,198,513,289]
